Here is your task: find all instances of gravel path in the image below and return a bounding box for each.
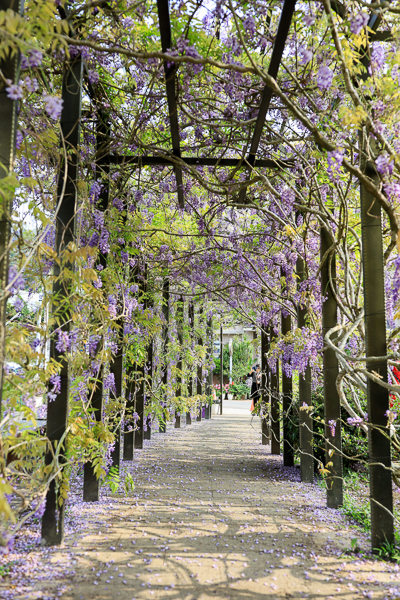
[2,411,400,599]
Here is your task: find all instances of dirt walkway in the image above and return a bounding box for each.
[3,414,400,599]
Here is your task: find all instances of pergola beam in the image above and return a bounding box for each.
[110,155,293,168]
[156,0,184,209]
[237,0,297,203]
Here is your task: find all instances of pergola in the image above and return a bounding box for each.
[0,0,395,552]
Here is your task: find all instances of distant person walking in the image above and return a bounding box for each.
[248,365,260,407]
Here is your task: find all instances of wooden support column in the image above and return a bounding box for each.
[133,267,147,450]
[41,57,83,545]
[159,277,169,433]
[0,0,24,413]
[261,324,270,445]
[186,301,194,425]
[220,325,224,415]
[197,307,203,421]
[144,335,153,440]
[270,324,280,455]
[175,295,184,428]
[281,311,294,466]
[321,227,343,508]
[360,133,393,549]
[204,316,212,419]
[122,263,140,461]
[296,257,314,483]
[84,115,114,496]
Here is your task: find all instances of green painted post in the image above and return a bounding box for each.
[186,301,194,425]
[41,58,83,544]
[281,311,294,467]
[197,307,203,422]
[83,116,123,487]
[360,132,393,549]
[261,325,270,445]
[220,325,224,415]
[321,227,343,507]
[205,316,212,419]
[175,295,184,428]
[159,277,169,433]
[270,327,280,455]
[296,257,313,483]
[0,0,24,414]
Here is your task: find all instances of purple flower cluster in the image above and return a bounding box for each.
[327,148,344,181]
[317,66,333,90]
[48,374,61,402]
[349,12,369,35]
[8,265,24,295]
[42,93,63,120]
[104,372,116,394]
[298,46,312,65]
[55,330,70,353]
[328,419,336,437]
[21,49,43,69]
[6,81,24,100]
[376,153,393,178]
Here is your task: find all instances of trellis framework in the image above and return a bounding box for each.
[0,0,397,551]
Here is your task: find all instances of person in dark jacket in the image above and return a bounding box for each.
[248,366,261,405]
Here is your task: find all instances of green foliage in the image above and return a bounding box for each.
[230,382,249,397]
[104,467,120,494]
[219,337,253,381]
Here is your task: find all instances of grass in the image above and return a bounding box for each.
[341,471,371,531]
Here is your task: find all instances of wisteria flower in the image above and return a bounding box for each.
[299,46,312,65]
[317,66,333,90]
[6,81,24,101]
[48,374,61,402]
[104,372,116,394]
[8,265,24,295]
[243,15,256,35]
[376,153,393,178]
[43,93,64,120]
[327,148,344,180]
[349,12,369,35]
[370,44,385,71]
[55,330,70,353]
[21,49,43,69]
[88,69,100,85]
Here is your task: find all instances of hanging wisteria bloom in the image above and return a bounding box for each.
[370,44,385,72]
[327,148,344,181]
[42,93,63,120]
[48,374,61,402]
[376,153,393,177]
[298,46,312,65]
[55,330,70,353]
[6,81,24,100]
[349,12,369,35]
[104,372,116,394]
[21,49,43,68]
[317,66,333,90]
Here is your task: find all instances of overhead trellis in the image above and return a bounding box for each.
[0,0,399,555]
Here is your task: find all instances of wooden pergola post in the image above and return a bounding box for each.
[220,325,224,415]
[296,257,314,483]
[159,277,169,433]
[41,57,83,545]
[321,227,343,508]
[186,301,194,425]
[270,326,280,455]
[196,306,203,421]
[261,324,270,445]
[0,0,24,414]
[360,132,393,549]
[175,295,184,428]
